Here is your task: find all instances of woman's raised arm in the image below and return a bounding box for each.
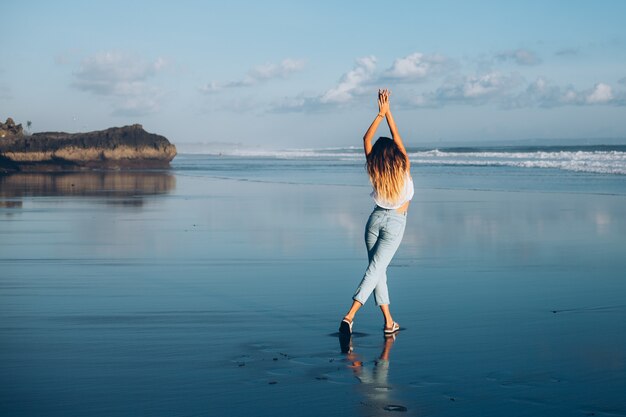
[383,91,410,171]
[363,90,388,157]
[363,90,410,170]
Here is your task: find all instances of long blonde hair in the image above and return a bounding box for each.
[366,137,408,203]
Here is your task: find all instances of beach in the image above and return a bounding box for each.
[1,152,626,416]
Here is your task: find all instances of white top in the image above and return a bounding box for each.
[371,172,414,209]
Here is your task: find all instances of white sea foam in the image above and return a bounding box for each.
[179,146,626,175]
[406,150,626,175]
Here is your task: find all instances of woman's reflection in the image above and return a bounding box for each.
[339,333,408,413]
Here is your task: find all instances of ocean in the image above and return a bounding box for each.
[1,144,625,417]
[173,144,626,194]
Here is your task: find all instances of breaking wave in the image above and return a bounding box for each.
[180,145,626,175]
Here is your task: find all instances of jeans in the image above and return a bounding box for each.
[353,206,407,306]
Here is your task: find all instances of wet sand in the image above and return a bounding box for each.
[1,171,625,416]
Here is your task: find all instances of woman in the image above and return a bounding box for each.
[339,89,413,335]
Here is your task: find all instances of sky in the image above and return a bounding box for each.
[1,0,626,149]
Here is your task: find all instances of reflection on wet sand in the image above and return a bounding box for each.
[340,333,408,414]
[0,171,176,205]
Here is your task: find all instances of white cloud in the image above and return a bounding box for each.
[200,58,305,94]
[462,72,519,97]
[72,51,167,116]
[73,52,164,95]
[406,94,429,108]
[384,52,449,80]
[111,93,164,117]
[586,83,613,104]
[407,73,626,109]
[319,56,377,104]
[270,96,310,112]
[410,72,523,107]
[496,48,541,66]
[249,58,305,80]
[271,49,626,113]
[275,55,521,112]
[198,81,222,94]
[508,77,577,108]
[269,56,378,112]
[509,78,623,108]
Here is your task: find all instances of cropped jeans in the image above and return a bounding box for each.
[353,206,407,306]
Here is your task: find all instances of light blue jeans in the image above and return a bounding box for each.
[353,206,407,306]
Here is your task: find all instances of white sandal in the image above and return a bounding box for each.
[384,321,400,334]
[339,318,353,335]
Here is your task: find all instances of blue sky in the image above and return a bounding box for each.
[1,0,626,148]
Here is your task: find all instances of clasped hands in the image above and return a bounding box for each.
[378,89,391,117]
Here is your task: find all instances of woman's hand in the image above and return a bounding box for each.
[378,89,390,117]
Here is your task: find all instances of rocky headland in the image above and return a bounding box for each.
[0,118,177,173]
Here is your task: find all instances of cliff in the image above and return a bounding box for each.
[0,120,177,173]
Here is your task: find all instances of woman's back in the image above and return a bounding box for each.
[371,171,414,209]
